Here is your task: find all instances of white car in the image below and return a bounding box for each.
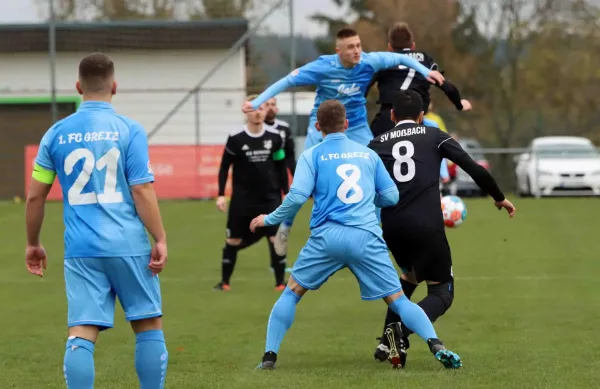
[515,136,600,197]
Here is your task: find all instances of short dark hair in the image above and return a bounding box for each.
[78,53,115,93]
[336,27,359,40]
[317,100,346,134]
[392,90,423,121]
[389,22,413,52]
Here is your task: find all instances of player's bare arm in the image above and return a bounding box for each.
[131,182,168,274]
[25,178,53,277]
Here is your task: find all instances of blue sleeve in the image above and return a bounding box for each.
[251,60,324,109]
[264,191,309,226]
[440,158,449,179]
[374,155,396,195]
[35,130,55,171]
[373,156,399,207]
[364,52,432,78]
[126,124,155,186]
[288,152,316,197]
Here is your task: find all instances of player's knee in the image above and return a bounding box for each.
[427,282,454,312]
[400,270,418,284]
[287,277,308,297]
[131,316,163,334]
[226,238,242,246]
[68,325,100,343]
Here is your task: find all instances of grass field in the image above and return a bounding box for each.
[1,197,599,388]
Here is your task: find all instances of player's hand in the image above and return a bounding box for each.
[461,99,473,112]
[442,177,450,184]
[216,196,227,212]
[495,199,516,218]
[250,214,267,233]
[25,244,47,277]
[149,241,168,276]
[427,70,445,85]
[242,101,255,113]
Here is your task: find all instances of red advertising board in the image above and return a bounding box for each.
[24,145,234,200]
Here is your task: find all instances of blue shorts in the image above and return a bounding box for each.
[64,256,162,329]
[291,222,402,300]
[304,117,374,149]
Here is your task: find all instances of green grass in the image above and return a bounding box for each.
[1,197,599,388]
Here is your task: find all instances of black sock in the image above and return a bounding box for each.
[268,239,286,286]
[380,278,418,343]
[221,244,239,284]
[403,282,454,337]
[400,277,418,299]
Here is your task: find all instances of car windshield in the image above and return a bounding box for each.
[534,144,599,158]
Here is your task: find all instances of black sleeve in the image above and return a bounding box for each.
[437,131,505,202]
[364,72,379,97]
[218,137,235,196]
[277,158,289,195]
[283,127,296,175]
[274,136,289,195]
[435,80,464,111]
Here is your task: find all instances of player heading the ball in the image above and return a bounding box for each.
[250,99,462,370]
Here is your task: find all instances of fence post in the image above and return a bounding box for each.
[48,0,58,123]
[289,0,297,135]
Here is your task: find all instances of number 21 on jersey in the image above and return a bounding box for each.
[65,147,123,205]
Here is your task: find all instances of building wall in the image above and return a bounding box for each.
[0,49,246,145]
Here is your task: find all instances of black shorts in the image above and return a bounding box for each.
[226,200,280,240]
[370,107,395,138]
[382,224,453,283]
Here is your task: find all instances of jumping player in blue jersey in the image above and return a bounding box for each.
[25,53,169,389]
[249,100,461,370]
[242,27,446,257]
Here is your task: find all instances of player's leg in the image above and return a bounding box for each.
[258,226,343,370]
[63,258,116,388]
[267,235,287,290]
[348,231,461,369]
[401,231,455,339]
[107,256,168,389]
[374,226,420,359]
[216,209,261,290]
[258,276,308,370]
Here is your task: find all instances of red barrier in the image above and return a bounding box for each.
[24,145,235,200]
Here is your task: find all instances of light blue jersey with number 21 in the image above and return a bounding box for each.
[35,101,154,258]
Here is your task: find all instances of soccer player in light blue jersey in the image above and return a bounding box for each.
[242,27,445,257]
[25,53,169,389]
[249,100,461,370]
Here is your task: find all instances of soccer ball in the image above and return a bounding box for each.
[441,195,467,228]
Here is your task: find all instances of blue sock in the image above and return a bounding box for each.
[282,219,294,228]
[389,294,438,341]
[135,330,168,389]
[64,337,95,389]
[265,287,302,353]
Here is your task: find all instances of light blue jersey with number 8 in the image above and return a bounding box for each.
[35,101,154,258]
[290,132,397,234]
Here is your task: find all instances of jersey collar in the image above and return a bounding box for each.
[323,132,347,141]
[395,120,417,127]
[78,101,115,112]
[244,125,265,138]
